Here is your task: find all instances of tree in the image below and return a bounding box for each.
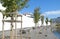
[45,17,48,26]
[0,0,28,39]
[33,8,40,28]
[49,19,52,25]
[49,19,52,31]
[41,15,44,26]
[45,17,49,30]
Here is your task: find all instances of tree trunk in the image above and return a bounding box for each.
[20,16,22,39]
[10,17,14,39]
[50,23,52,32]
[46,24,48,30]
[35,23,37,28]
[2,17,4,39]
[35,23,37,38]
[15,14,17,39]
[41,23,43,26]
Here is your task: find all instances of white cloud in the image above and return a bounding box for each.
[41,14,46,16]
[0,3,6,10]
[44,10,60,15]
[41,10,60,17]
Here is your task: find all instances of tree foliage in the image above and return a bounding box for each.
[45,17,48,24]
[0,0,28,17]
[49,19,52,24]
[41,15,44,24]
[33,8,40,23]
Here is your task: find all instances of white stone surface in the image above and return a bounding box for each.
[0,12,50,31]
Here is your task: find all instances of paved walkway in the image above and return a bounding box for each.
[23,26,58,39]
[0,26,59,39]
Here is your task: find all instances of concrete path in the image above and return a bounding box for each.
[0,26,59,39]
[24,26,59,39]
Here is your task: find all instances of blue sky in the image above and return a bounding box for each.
[19,0,60,19]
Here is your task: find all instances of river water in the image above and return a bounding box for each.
[53,31,60,39]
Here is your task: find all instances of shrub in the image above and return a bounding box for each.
[20,30,26,34]
[55,23,60,33]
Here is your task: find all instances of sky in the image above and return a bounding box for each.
[19,0,60,19]
[0,0,60,19]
